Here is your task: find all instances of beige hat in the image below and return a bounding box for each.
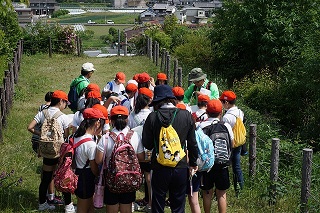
[82,62,96,72]
[188,68,207,82]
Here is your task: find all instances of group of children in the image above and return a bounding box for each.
[27,62,246,213]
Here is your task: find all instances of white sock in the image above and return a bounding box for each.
[48,193,55,201]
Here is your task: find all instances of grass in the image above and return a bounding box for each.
[51,12,139,24]
[0,53,319,212]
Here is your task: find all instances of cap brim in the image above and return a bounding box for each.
[118,79,125,83]
[189,74,207,82]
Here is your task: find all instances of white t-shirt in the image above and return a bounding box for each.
[97,126,144,167]
[199,117,234,141]
[74,134,97,168]
[102,80,125,95]
[128,108,152,129]
[194,108,208,121]
[223,106,244,128]
[34,107,70,132]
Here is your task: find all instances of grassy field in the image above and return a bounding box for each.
[51,12,139,24]
[0,53,318,212]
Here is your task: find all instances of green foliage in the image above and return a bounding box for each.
[163,15,179,35]
[144,23,172,50]
[51,9,69,18]
[77,29,94,40]
[22,22,77,54]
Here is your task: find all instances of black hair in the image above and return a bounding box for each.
[197,101,208,108]
[79,97,100,114]
[81,69,92,76]
[228,99,236,105]
[134,94,150,114]
[175,95,184,102]
[74,118,105,137]
[138,82,149,89]
[49,97,60,106]
[44,92,53,102]
[110,115,128,131]
[153,98,176,111]
[207,111,220,118]
[155,79,168,85]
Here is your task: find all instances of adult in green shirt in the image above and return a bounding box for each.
[183,68,219,106]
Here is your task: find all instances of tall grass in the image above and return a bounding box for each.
[0,54,319,212]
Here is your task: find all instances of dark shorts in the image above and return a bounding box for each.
[43,157,59,166]
[75,168,96,199]
[186,171,202,194]
[140,162,151,173]
[31,139,39,154]
[200,166,230,191]
[104,186,136,205]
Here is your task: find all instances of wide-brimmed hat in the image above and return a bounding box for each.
[188,68,207,82]
[150,85,176,105]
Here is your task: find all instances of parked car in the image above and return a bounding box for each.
[107,20,114,24]
[88,20,96,24]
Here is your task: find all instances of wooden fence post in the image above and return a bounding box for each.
[249,124,257,178]
[20,39,23,61]
[160,48,166,71]
[49,37,52,58]
[124,33,127,56]
[4,71,12,110]
[269,138,280,205]
[0,87,6,128]
[8,62,14,93]
[173,59,178,86]
[117,29,121,56]
[4,76,9,115]
[300,148,313,213]
[155,42,159,66]
[76,36,81,57]
[13,50,18,84]
[177,67,183,87]
[153,41,156,63]
[166,54,171,84]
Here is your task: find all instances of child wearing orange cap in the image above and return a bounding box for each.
[111,83,138,113]
[155,73,168,85]
[219,90,246,197]
[137,72,155,91]
[199,99,234,213]
[102,72,126,99]
[192,94,210,123]
[27,90,76,212]
[73,108,106,212]
[95,106,145,213]
[172,86,192,112]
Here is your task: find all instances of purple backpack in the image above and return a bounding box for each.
[105,130,142,193]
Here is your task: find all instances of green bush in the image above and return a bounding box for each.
[51,9,69,18]
[77,29,94,40]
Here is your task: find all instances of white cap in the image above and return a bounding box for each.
[82,62,96,72]
[127,79,138,86]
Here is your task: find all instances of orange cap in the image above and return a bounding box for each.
[198,94,210,103]
[157,73,167,80]
[176,103,186,110]
[92,104,109,123]
[137,72,150,83]
[207,99,222,114]
[116,72,126,84]
[219,91,236,101]
[87,90,102,101]
[86,83,100,92]
[139,87,153,99]
[133,73,140,81]
[52,90,68,102]
[126,83,138,93]
[172,86,184,97]
[110,105,129,117]
[83,108,106,119]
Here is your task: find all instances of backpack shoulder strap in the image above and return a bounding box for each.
[52,110,64,119]
[125,130,134,142]
[108,81,113,91]
[206,81,212,90]
[73,138,92,149]
[42,109,50,120]
[109,132,118,142]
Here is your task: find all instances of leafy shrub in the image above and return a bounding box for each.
[77,29,94,40]
[51,9,69,18]
[23,23,77,55]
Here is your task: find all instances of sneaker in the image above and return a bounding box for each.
[65,202,77,213]
[142,204,151,213]
[38,202,55,211]
[47,197,64,205]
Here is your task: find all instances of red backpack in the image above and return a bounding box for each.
[54,136,91,194]
[105,130,142,194]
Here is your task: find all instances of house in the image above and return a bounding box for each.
[29,0,60,17]
[140,9,157,23]
[183,7,208,24]
[193,1,222,17]
[152,3,176,17]
[174,10,186,24]
[12,3,32,26]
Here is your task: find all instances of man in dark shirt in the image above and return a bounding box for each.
[142,84,198,213]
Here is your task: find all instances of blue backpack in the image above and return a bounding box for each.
[195,125,215,172]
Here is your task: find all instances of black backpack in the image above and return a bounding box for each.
[68,80,85,111]
[203,121,232,166]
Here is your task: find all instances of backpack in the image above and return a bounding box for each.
[155,109,186,167]
[203,121,232,166]
[105,130,142,194]
[229,111,246,148]
[195,125,215,172]
[68,79,86,111]
[54,136,92,194]
[38,109,64,159]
